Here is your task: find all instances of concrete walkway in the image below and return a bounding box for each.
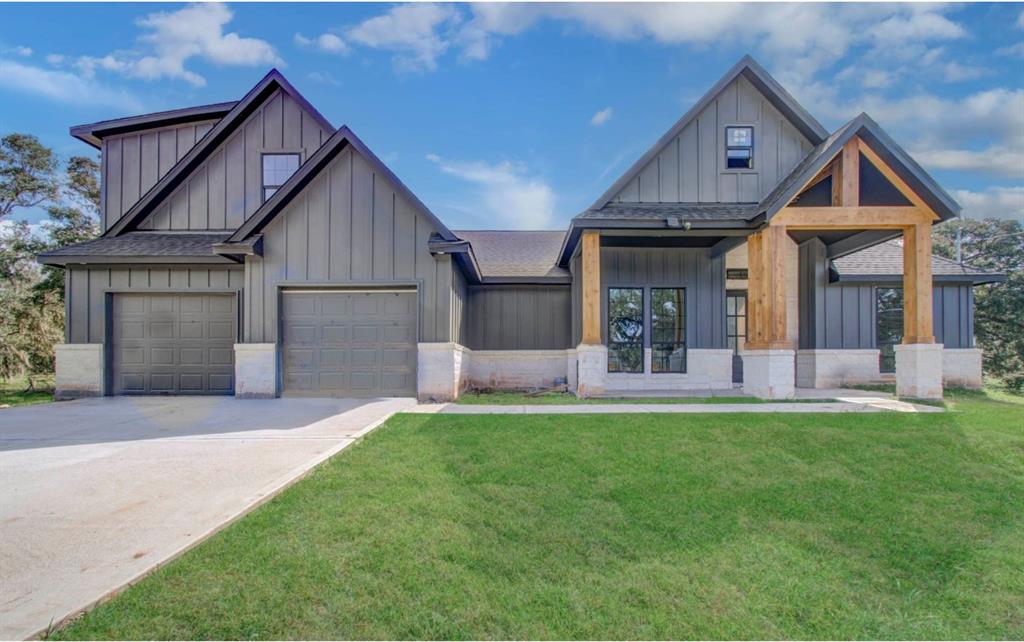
[0,396,415,641]
[411,396,943,415]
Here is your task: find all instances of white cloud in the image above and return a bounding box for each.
[427,154,555,229]
[1018,10,1024,28]
[0,58,144,111]
[942,61,988,82]
[44,53,63,65]
[912,146,1024,180]
[295,32,349,55]
[345,4,460,72]
[306,71,340,86]
[14,46,32,57]
[951,187,1024,221]
[589,107,613,127]
[996,42,1024,58]
[76,3,281,87]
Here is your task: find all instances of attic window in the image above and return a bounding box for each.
[262,153,300,202]
[725,126,753,169]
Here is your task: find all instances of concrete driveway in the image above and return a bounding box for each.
[0,395,416,640]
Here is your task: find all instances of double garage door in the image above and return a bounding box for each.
[281,290,417,397]
[110,293,237,395]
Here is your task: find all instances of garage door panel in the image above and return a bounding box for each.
[209,321,235,339]
[282,291,416,397]
[111,294,236,395]
[321,325,348,343]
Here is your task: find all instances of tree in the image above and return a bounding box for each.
[0,134,59,220]
[0,138,99,389]
[933,218,1024,392]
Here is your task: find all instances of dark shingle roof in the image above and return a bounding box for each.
[38,233,230,264]
[454,230,569,279]
[576,202,760,222]
[833,240,1002,282]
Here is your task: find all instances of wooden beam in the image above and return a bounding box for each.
[830,158,842,206]
[857,139,940,220]
[771,206,931,229]
[840,138,859,207]
[902,223,935,344]
[581,230,602,345]
[745,226,792,350]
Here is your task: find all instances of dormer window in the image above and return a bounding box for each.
[726,126,753,169]
[262,153,300,202]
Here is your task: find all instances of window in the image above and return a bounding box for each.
[608,288,643,373]
[725,126,753,169]
[261,153,300,202]
[726,291,747,355]
[651,288,687,373]
[876,287,903,373]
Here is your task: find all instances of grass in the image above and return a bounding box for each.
[0,376,53,408]
[54,389,1024,640]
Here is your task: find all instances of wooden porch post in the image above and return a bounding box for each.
[746,225,791,350]
[902,223,935,344]
[581,230,602,345]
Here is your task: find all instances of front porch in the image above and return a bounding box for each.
[574,133,950,400]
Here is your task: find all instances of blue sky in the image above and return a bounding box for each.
[1,2,1021,229]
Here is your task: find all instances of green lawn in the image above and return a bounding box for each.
[55,389,1023,640]
[0,377,53,408]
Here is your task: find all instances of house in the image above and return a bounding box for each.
[40,56,1003,402]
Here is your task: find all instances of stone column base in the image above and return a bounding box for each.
[896,343,944,399]
[742,349,795,399]
[234,343,277,399]
[795,349,881,388]
[575,344,607,398]
[942,348,982,389]
[417,342,468,402]
[566,349,578,394]
[54,343,105,400]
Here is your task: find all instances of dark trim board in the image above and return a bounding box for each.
[70,101,238,149]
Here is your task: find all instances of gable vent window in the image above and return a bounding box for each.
[725,126,754,169]
[262,153,300,202]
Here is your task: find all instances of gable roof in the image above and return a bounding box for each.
[453,230,570,281]
[759,113,962,222]
[588,55,828,212]
[103,69,333,238]
[70,101,238,149]
[832,240,1004,284]
[224,125,458,245]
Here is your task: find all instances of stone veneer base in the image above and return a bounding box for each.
[54,343,105,400]
[942,348,982,389]
[742,349,796,399]
[796,349,881,388]
[895,343,944,400]
[234,343,277,398]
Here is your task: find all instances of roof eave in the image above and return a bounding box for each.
[69,101,238,150]
[37,254,238,267]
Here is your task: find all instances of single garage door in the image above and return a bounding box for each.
[110,293,237,395]
[281,290,417,397]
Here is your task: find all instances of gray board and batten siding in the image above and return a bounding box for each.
[242,145,457,344]
[462,285,573,350]
[590,247,727,349]
[610,74,813,205]
[64,265,245,345]
[105,89,329,233]
[798,239,974,350]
